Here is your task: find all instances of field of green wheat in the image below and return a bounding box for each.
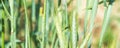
[0,0,120,48]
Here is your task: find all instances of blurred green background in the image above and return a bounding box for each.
[0,0,120,48]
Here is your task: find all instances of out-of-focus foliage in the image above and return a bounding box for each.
[0,0,120,48]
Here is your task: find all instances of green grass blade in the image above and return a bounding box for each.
[9,0,16,48]
[32,0,36,22]
[80,33,92,48]
[84,0,93,38]
[54,10,66,48]
[23,0,31,48]
[88,0,98,47]
[31,0,35,47]
[1,0,10,17]
[61,0,68,26]
[41,16,45,48]
[45,0,50,47]
[51,30,57,48]
[72,10,77,48]
[99,2,113,48]
[54,39,59,48]
[89,0,98,33]
[61,0,69,47]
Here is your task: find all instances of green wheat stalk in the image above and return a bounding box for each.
[61,0,69,47]
[54,9,66,48]
[88,0,98,47]
[80,32,92,48]
[61,0,68,27]
[23,0,31,48]
[45,0,50,47]
[72,10,77,48]
[40,0,47,48]
[1,0,10,18]
[32,0,36,22]
[31,0,35,48]
[84,0,93,38]
[9,0,16,48]
[99,0,114,48]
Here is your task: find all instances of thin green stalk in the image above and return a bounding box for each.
[1,0,10,17]
[40,7,45,48]
[51,30,57,48]
[50,0,54,18]
[50,22,57,48]
[38,4,44,48]
[38,7,43,48]
[9,0,16,48]
[31,0,35,48]
[41,15,45,48]
[61,0,68,47]
[80,33,92,48]
[76,0,82,47]
[54,9,66,48]
[1,32,4,48]
[72,10,77,48]
[50,0,57,47]
[89,0,98,34]
[40,0,49,48]
[1,10,4,48]
[38,8,42,34]
[0,10,1,27]
[23,0,31,48]
[88,0,98,47]
[84,0,93,38]
[45,0,50,47]
[99,1,113,48]
[32,0,36,22]
[61,0,68,26]
[37,7,43,48]
[54,39,59,48]
[54,16,63,48]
